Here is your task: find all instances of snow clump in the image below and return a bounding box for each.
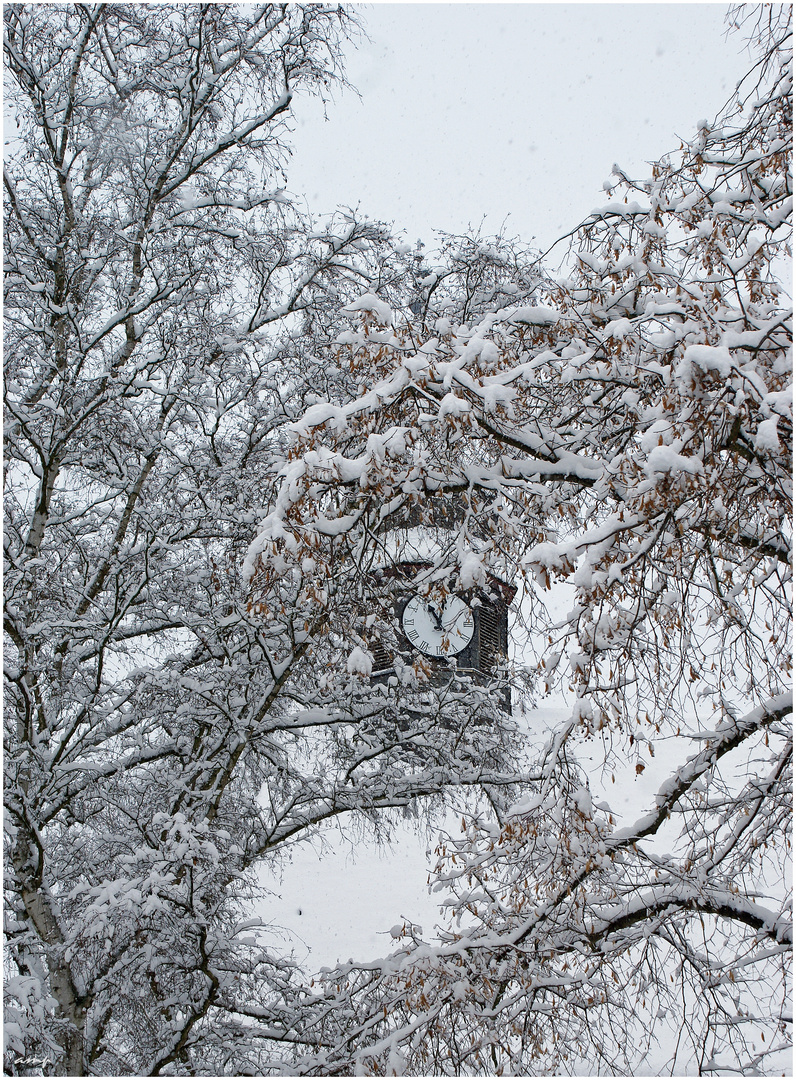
[346,647,373,677]
[342,292,393,326]
[754,416,782,453]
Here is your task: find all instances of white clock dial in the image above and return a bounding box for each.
[401,594,474,657]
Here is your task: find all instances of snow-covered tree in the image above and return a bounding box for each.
[5,3,791,1077]
[251,9,790,1074]
[3,6,543,1075]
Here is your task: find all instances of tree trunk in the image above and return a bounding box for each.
[14,832,87,1075]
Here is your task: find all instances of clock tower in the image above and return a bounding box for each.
[367,506,516,714]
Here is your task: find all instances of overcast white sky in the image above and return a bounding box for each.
[288,3,754,260]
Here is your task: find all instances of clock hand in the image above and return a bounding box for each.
[427,604,445,632]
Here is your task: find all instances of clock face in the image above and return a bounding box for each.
[401,594,474,658]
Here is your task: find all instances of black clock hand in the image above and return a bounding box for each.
[427,604,445,632]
